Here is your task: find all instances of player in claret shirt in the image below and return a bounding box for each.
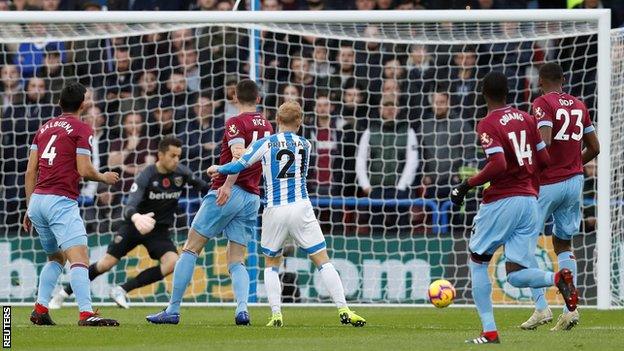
[50,136,210,310]
[450,72,578,345]
[521,63,600,331]
[147,79,273,326]
[24,82,120,327]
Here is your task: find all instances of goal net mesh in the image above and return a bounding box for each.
[0,19,612,306]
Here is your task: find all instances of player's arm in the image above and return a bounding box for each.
[208,138,269,177]
[533,99,554,147]
[76,155,119,184]
[24,148,39,208]
[581,114,600,164]
[123,169,155,235]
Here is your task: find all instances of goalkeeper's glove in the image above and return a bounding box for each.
[450,181,472,207]
[131,212,156,235]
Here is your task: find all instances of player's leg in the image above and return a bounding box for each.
[114,234,178,309]
[550,175,583,330]
[264,256,283,327]
[261,205,289,327]
[465,199,513,344]
[222,187,261,325]
[504,197,578,313]
[165,229,206,315]
[27,195,64,325]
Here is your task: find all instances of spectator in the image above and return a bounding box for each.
[330,42,359,100]
[108,112,156,191]
[165,72,193,113]
[289,56,317,111]
[223,75,239,119]
[105,46,134,114]
[177,48,201,93]
[0,64,22,117]
[339,83,368,129]
[376,0,393,10]
[306,94,338,195]
[14,28,66,79]
[80,106,107,200]
[420,91,476,199]
[279,0,300,10]
[449,47,480,120]
[303,0,330,10]
[42,0,59,10]
[355,0,375,10]
[310,39,335,78]
[149,99,177,138]
[36,47,72,104]
[582,159,597,232]
[279,83,303,107]
[195,0,217,10]
[355,96,419,231]
[262,0,281,10]
[123,70,159,113]
[215,0,232,10]
[407,44,435,120]
[177,94,224,176]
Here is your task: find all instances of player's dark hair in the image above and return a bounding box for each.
[539,62,564,83]
[235,79,259,105]
[59,82,87,112]
[158,136,182,153]
[481,71,508,103]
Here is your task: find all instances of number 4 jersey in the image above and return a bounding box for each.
[532,91,595,185]
[477,106,546,204]
[211,111,273,195]
[30,114,94,200]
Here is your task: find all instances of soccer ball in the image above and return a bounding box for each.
[428,279,456,308]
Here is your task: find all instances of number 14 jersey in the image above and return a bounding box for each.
[30,114,94,200]
[238,132,311,208]
[477,106,545,204]
[532,91,594,185]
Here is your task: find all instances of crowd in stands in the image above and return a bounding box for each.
[0,0,615,235]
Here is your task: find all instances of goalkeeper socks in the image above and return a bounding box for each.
[469,260,496,332]
[65,263,102,295]
[507,268,555,289]
[166,250,197,314]
[121,266,164,293]
[318,262,347,309]
[36,261,64,307]
[264,267,282,314]
[70,263,93,313]
[229,262,250,314]
[557,251,577,312]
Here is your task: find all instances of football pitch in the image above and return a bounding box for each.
[9,306,624,351]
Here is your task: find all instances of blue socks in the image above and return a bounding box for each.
[229,262,249,314]
[558,251,577,312]
[36,261,63,307]
[507,268,554,288]
[166,250,198,315]
[70,263,93,313]
[470,260,496,332]
[528,255,549,311]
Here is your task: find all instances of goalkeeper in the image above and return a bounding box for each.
[50,136,210,309]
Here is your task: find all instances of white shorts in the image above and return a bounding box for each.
[260,200,326,257]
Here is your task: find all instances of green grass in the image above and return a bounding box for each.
[9,306,624,351]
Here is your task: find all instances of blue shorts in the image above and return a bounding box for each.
[28,193,88,255]
[470,196,540,266]
[191,185,260,246]
[538,175,583,240]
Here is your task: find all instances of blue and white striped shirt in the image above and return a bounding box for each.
[218,132,311,208]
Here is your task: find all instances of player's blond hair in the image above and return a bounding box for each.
[277,100,303,128]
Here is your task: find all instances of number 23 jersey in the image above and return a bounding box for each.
[532,91,594,185]
[30,114,94,200]
[477,106,545,204]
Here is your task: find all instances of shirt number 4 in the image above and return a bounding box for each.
[508,130,533,166]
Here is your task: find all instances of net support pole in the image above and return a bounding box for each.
[245,0,262,303]
[596,10,612,310]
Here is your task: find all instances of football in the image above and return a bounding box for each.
[428,279,456,308]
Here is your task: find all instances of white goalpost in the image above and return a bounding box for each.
[0,9,617,309]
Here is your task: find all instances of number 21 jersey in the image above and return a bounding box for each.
[477,106,544,204]
[532,91,594,185]
[30,114,94,200]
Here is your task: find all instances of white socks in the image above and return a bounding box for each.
[264,267,282,314]
[319,262,347,309]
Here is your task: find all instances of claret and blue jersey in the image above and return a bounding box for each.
[219,131,311,208]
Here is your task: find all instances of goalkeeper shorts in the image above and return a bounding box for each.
[260,200,326,257]
[538,174,583,240]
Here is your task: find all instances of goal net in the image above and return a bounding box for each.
[0,11,616,307]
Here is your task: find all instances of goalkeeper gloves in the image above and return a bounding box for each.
[450,181,472,207]
[131,212,156,235]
